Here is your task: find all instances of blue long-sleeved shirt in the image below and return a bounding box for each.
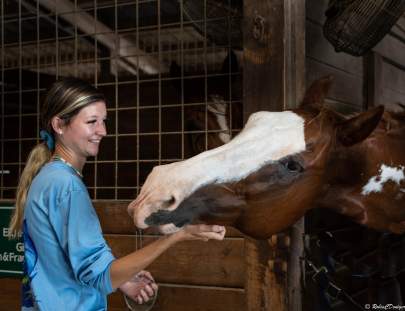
[22,160,115,311]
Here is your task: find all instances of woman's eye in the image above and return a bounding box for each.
[87,120,97,124]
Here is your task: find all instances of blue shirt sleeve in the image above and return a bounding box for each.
[48,187,116,295]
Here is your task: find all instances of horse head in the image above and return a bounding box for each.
[128,76,397,239]
[171,50,242,156]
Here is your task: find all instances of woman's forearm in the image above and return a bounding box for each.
[109,232,181,289]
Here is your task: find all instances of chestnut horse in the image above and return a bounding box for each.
[128,76,405,240]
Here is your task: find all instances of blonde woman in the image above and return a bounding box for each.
[9,78,226,311]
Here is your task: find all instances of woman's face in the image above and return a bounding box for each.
[60,101,107,160]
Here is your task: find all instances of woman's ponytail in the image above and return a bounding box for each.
[8,143,51,238]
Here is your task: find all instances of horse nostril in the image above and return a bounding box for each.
[163,196,176,209]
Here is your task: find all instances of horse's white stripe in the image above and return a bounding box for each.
[361,164,405,195]
[175,111,306,194]
[132,110,306,229]
[208,96,231,144]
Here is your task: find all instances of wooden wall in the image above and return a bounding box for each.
[369,16,405,110]
[306,0,364,114]
[306,0,405,114]
[95,201,246,311]
[0,200,246,311]
[304,1,405,310]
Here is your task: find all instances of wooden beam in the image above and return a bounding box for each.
[105,235,245,287]
[108,284,245,311]
[93,200,244,237]
[243,0,306,310]
[365,52,383,109]
[243,0,285,120]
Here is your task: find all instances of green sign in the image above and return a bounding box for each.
[0,206,23,277]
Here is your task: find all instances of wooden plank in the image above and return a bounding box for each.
[365,52,383,109]
[245,237,290,311]
[94,200,244,237]
[0,277,246,311]
[285,0,306,109]
[391,16,405,40]
[306,0,329,26]
[324,98,362,115]
[94,200,136,234]
[306,20,363,77]
[367,53,405,110]
[243,1,287,310]
[243,0,285,118]
[381,59,405,94]
[243,0,306,310]
[108,284,245,311]
[0,277,21,310]
[306,57,363,108]
[374,34,405,68]
[381,88,405,111]
[105,235,245,288]
[286,1,306,311]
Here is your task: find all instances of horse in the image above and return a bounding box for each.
[128,76,405,240]
[172,50,242,157]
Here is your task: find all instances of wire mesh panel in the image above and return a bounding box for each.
[323,0,405,56]
[0,0,243,201]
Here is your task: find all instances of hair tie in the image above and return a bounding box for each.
[39,130,55,150]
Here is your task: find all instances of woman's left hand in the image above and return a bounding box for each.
[119,270,158,304]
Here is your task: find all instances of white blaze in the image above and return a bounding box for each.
[208,95,231,144]
[361,164,405,195]
[171,111,306,195]
[133,111,306,229]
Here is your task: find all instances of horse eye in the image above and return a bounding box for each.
[285,160,303,172]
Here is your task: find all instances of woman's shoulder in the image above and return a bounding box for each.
[33,161,86,194]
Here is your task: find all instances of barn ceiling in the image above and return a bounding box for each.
[1,0,242,80]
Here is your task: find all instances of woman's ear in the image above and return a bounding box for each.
[51,116,64,135]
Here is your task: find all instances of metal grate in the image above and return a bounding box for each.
[323,0,405,56]
[0,0,243,200]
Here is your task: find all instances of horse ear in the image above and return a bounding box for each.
[337,106,384,146]
[300,75,333,112]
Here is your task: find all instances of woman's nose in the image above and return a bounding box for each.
[97,121,107,136]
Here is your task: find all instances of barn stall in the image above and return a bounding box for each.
[0,0,404,310]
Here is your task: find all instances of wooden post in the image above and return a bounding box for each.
[243,0,306,310]
[365,52,383,109]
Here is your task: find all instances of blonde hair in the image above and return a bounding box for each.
[9,78,105,238]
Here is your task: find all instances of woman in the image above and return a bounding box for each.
[9,78,226,310]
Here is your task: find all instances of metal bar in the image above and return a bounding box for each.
[0,0,4,198]
[37,0,40,146]
[114,0,118,200]
[55,0,59,79]
[18,0,23,178]
[180,0,185,160]
[37,0,163,75]
[136,0,140,197]
[158,0,161,166]
[204,0,208,151]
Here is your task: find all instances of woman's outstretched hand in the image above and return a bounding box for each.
[175,224,226,241]
[119,270,158,304]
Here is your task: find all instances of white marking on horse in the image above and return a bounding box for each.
[361,164,405,195]
[178,111,306,188]
[132,110,307,229]
[208,95,231,143]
